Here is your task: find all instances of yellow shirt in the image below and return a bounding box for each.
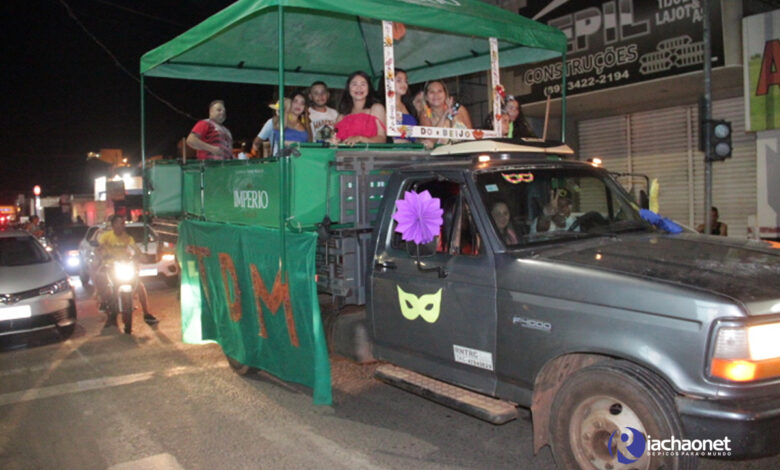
[97,230,136,259]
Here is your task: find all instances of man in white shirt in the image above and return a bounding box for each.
[530,190,577,233]
[307,81,338,142]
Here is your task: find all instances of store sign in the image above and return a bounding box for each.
[743,10,780,132]
[516,0,724,102]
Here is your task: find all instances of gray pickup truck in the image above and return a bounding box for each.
[319,140,780,470]
[152,139,779,470]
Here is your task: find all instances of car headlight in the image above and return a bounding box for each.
[40,279,71,296]
[113,262,136,283]
[709,322,780,382]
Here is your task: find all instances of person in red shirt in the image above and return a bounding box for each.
[186,100,233,160]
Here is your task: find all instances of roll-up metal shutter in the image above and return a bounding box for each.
[577,116,641,208]
[578,97,756,237]
[578,116,629,173]
[630,107,692,226]
[692,97,756,238]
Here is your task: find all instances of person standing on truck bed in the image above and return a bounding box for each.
[257,91,312,157]
[504,95,536,139]
[419,80,473,149]
[307,81,338,143]
[332,71,387,145]
[186,100,233,160]
[378,68,418,143]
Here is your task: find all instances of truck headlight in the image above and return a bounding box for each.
[113,262,136,283]
[710,322,780,382]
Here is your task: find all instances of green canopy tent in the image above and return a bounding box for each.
[140,0,566,88]
[139,0,567,264]
[139,0,568,282]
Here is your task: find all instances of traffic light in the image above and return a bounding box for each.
[704,119,733,161]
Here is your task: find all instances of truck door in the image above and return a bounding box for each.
[370,175,497,395]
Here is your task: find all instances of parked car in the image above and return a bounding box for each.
[0,228,77,338]
[48,224,90,275]
[78,222,179,286]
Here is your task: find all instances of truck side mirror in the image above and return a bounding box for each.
[639,190,649,210]
[405,238,437,258]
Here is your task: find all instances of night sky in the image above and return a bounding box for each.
[2,0,275,201]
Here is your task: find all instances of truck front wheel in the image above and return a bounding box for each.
[549,361,696,470]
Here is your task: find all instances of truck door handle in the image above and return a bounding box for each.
[375,261,397,270]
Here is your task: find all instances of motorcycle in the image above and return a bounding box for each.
[103,257,138,334]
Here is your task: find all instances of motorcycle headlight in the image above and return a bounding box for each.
[40,279,71,296]
[113,262,136,282]
[709,322,780,382]
[66,250,80,267]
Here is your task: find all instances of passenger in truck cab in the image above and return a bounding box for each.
[530,190,577,233]
[419,80,473,149]
[490,201,519,245]
[332,71,387,145]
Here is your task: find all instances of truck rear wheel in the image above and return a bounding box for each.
[226,355,251,376]
[549,361,697,470]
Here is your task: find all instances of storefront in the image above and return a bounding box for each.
[501,0,778,239]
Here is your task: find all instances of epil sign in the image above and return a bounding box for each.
[234,190,269,209]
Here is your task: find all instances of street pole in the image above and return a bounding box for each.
[703,0,713,235]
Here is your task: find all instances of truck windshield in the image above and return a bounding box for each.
[476,167,650,247]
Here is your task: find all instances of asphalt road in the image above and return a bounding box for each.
[0,278,777,470]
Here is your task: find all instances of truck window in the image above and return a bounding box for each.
[476,167,649,246]
[391,179,480,256]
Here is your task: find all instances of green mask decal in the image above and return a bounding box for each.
[397,286,443,323]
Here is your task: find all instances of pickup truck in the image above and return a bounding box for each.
[149,139,780,470]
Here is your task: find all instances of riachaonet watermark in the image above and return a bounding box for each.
[646,435,732,457]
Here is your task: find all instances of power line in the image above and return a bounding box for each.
[57,0,197,122]
[86,0,186,27]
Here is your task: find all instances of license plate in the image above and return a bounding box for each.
[0,305,32,321]
[139,268,158,277]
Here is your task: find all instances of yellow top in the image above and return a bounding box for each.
[97,230,135,259]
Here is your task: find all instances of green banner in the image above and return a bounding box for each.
[177,220,332,405]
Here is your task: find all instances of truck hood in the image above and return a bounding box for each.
[533,233,780,312]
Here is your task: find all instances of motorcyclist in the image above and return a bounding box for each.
[95,214,159,332]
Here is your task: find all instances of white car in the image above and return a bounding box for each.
[0,229,77,338]
[78,223,179,286]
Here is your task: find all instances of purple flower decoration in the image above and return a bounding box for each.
[393,190,444,245]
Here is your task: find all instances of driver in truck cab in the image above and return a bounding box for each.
[530,189,577,233]
[95,215,158,327]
